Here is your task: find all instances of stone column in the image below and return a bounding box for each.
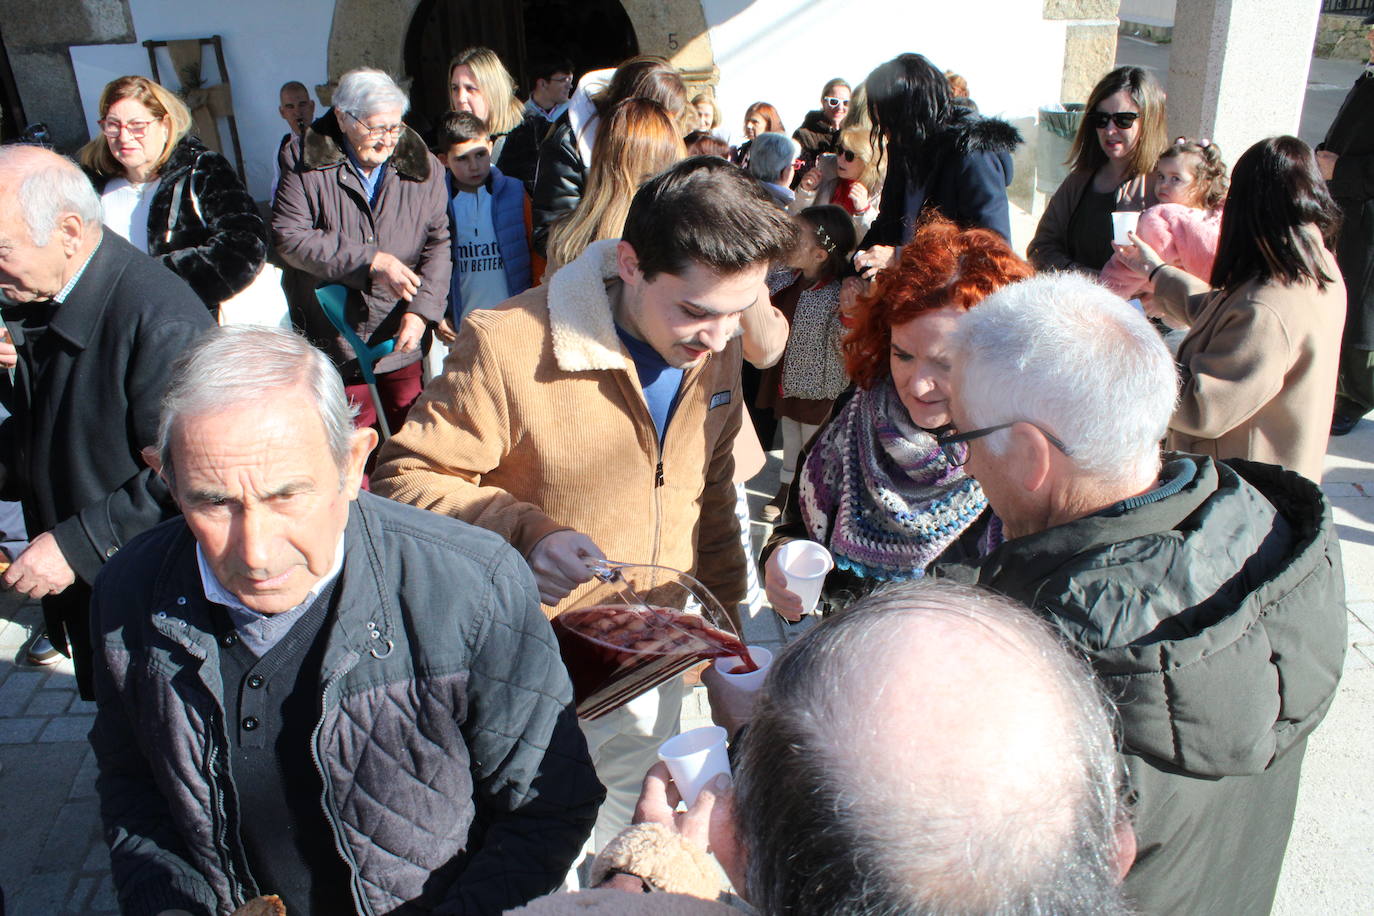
[1168,0,1322,163]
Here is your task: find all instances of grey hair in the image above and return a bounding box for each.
[736,580,1128,915]
[0,146,102,245]
[156,326,359,489]
[332,67,410,119]
[747,132,801,183]
[951,272,1178,481]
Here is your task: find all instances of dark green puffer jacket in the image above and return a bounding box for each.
[946,455,1346,916]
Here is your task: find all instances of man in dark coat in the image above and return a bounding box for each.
[0,145,213,696]
[90,326,601,915]
[1318,15,1374,435]
[937,273,1347,916]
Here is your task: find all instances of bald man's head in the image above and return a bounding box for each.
[735,581,1130,914]
[0,146,102,302]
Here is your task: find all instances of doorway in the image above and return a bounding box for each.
[403,0,639,130]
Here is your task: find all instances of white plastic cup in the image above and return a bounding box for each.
[775,540,834,615]
[658,725,731,807]
[1111,210,1140,246]
[712,645,774,693]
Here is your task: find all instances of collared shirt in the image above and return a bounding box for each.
[343,141,387,207]
[196,535,347,656]
[54,240,101,304]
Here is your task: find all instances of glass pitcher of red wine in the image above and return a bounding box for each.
[552,560,756,720]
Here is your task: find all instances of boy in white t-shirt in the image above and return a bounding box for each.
[429,112,534,377]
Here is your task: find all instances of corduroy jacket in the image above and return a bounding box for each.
[371,239,747,621]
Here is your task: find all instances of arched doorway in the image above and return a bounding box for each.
[403,0,639,130]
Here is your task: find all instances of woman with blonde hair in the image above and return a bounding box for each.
[791,124,885,234]
[691,92,721,134]
[1027,65,1168,274]
[448,46,525,158]
[544,99,686,275]
[79,74,266,313]
[532,54,687,253]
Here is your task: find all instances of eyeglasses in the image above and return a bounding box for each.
[823,96,850,109]
[346,110,405,140]
[839,149,858,163]
[97,118,159,139]
[546,74,574,85]
[935,422,1072,467]
[1085,111,1140,131]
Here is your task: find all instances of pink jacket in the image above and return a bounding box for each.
[1100,203,1222,299]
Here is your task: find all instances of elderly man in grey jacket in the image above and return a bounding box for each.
[88,326,602,916]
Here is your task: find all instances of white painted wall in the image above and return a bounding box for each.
[69,0,335,201]
[701,0,1070,145]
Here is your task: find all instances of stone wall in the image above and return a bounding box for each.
[0,0,133,150]
[1044,0,1122,105]
[1314,13,1370,61]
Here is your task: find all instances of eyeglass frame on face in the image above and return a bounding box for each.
[838,148,858,163]
[1086,111,1139,131]
[823,96,850,109]
[935,422,1073,467]
[544,73,574,86]
[345,110,405,140]
[98,117,161,139]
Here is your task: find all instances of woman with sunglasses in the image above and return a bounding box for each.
[1027,66,1167,275]
[791,125,886,235]
[760,216,1032,620]
[793,78,851,166]
[79,75,266,313]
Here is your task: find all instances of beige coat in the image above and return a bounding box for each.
[1154,253,1346,482]
[371,240,746,619]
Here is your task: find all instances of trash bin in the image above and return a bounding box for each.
[1037,103,1085,195]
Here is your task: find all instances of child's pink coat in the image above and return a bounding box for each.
[1100,203,1223,298]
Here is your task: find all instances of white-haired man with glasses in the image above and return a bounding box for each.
[273,67,450,446]
[934,272,1347,915]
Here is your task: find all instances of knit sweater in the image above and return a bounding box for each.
[371,239,747,619]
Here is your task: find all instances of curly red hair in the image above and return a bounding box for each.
[844,216,1033,389]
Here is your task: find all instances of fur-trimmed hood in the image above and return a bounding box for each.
[301,108,433,181]
[545,238,632,373]
[944,108,1022,155]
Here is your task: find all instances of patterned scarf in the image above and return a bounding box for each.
[798,378,996,580]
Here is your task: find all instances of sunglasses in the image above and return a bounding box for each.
[823,96,850,109]
[98,118,159,139]
[838,149,858,162]
[1086,111,1140,131]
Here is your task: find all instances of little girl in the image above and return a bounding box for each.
[1100,138,1229,304]
[759,205,857,520]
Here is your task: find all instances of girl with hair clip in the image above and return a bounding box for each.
[1028,65,1168,275]
[543,99,686,277]
[757,205,858,520]
[760,216,1033,619]
[447,47,525,160]
[730,101,784,169]
[1116,135,1345,482]
[1100,137,1229,317]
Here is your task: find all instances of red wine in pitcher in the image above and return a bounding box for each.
[554,604,756,719]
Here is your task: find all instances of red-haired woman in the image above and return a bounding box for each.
[760,216,1033,620]
[731,101,784,169]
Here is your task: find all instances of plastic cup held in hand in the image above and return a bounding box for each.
[776,539,834,615]
[1111,211,1140,246]
[713,645,774,693]
[658,725,731,807]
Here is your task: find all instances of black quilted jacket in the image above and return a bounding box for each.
[89,492,604,916]
[90,135,268,312]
